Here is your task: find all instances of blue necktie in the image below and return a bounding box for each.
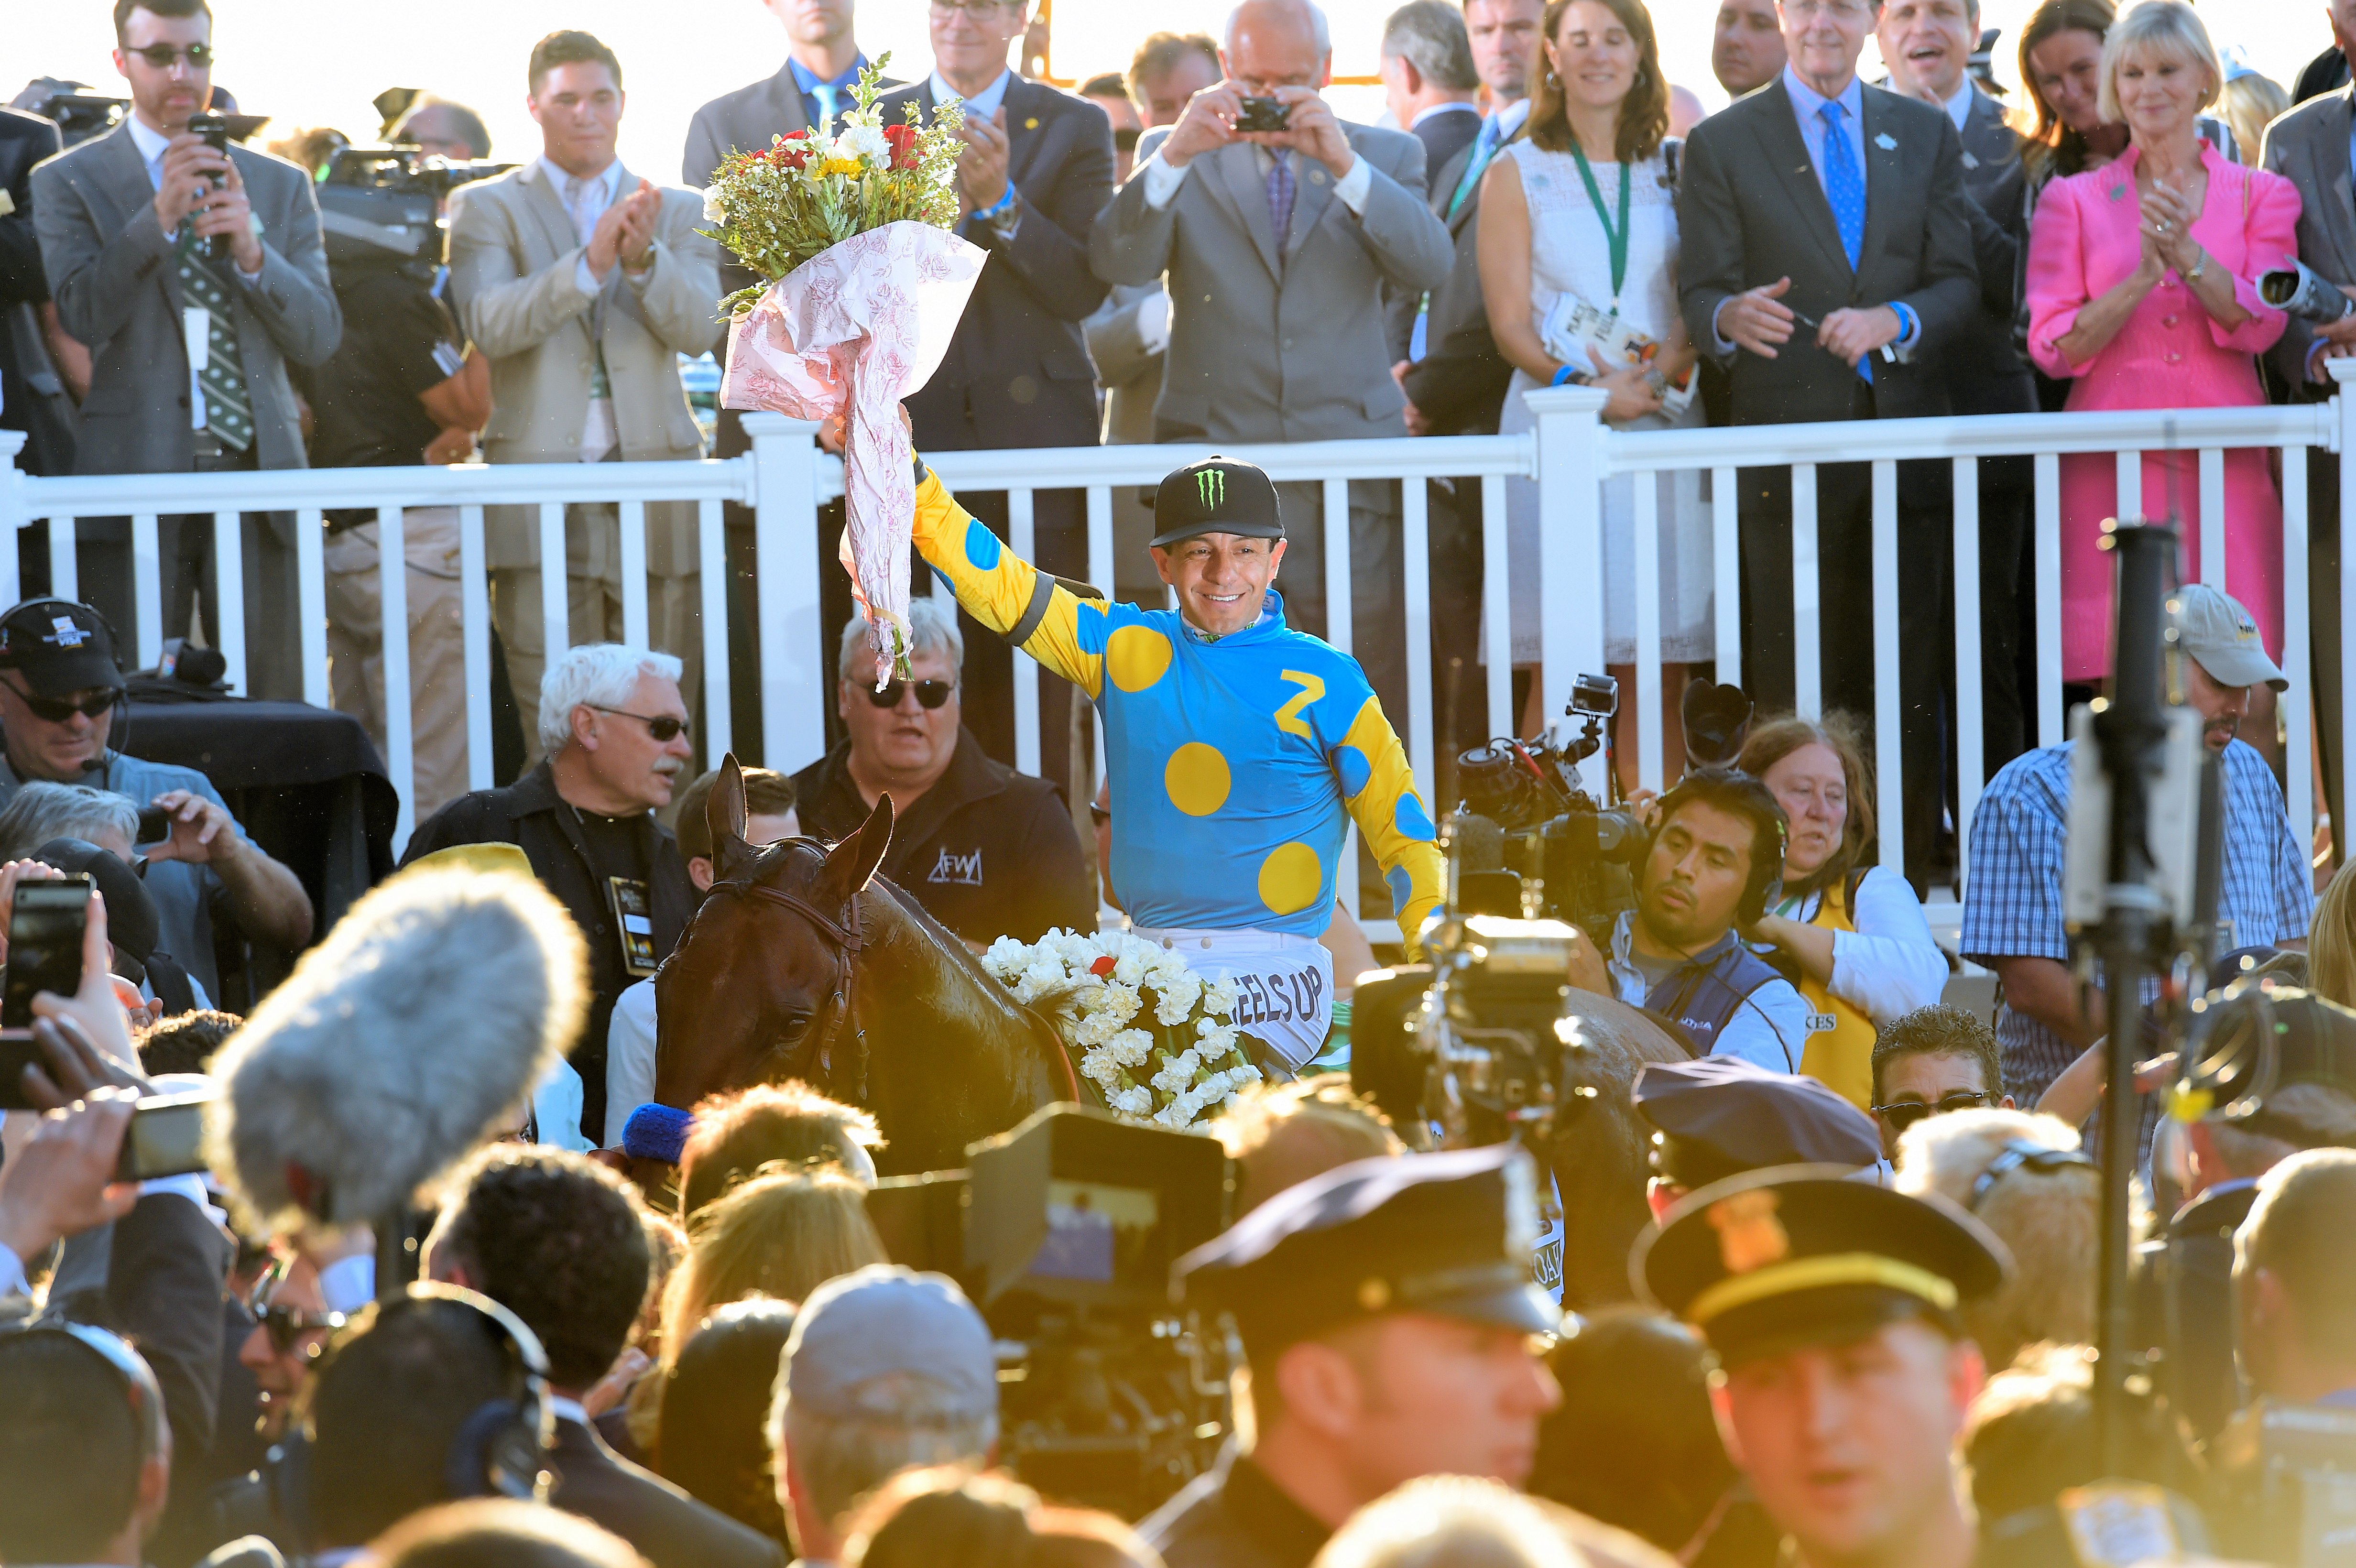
[813,83,840,129]
[1817,100,1871,383]
[1266,149,1297,259]
[1448,112,1505,219]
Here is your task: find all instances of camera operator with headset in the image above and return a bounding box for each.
[0,598,313,1002]
[1560,766,1811,1070]
[308,138,496,822]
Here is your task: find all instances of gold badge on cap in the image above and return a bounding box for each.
[1707,1190,1789,1276]
[1357,1277,1392,1311]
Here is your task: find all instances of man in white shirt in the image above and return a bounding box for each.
[445,30,721,758]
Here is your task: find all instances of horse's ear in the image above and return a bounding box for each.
[707,752,758,879]
[819,791,894,905]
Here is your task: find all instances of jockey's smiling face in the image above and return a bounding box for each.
[1152,532,1288,637]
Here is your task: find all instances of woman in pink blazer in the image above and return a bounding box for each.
[2024,0,2298,683]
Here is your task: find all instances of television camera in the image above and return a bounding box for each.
[862,1105,1233,1520]
[316,144,511,284]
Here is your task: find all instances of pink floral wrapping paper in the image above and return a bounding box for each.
[720,220,987,685]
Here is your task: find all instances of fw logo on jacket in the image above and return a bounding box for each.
[928,847,983,886]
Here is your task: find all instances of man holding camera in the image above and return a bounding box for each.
[1144,1144,1562,1568]
[904,447,1443,1073]
[30,0,339,700]
[1090,0,1453,720]
[1562,767,1811,1071]
[0,598,314,1000]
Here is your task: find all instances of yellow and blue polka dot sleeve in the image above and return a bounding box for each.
[911,466,1104,700]
[1330,691,1446,955]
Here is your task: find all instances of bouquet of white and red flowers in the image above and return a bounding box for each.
[982,930,1265,1131]
[703,56,984,684]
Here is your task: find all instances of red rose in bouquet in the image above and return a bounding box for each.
[882,121,920,171]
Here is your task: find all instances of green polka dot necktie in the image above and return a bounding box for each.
[175,234,253,451]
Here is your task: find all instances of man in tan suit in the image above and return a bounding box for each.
[447,30,721,758]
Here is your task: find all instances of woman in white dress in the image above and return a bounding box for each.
[1478,0,1711,793]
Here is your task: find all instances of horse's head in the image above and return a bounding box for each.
[654,754,894,1115]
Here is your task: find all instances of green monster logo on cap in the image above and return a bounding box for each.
[1196,467,1225,509]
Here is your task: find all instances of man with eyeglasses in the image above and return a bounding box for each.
[791,596,1094,951]
[1866,1003,2012,1161]
[29,0,339,704]
[0,598,314,998]
[406,643,697,1142]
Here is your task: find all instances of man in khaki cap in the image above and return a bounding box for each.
[1961,582,2313,1109]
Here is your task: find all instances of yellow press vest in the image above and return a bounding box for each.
[1792,872,1877,1111]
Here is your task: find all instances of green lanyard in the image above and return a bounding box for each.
[1569,142,1631,313]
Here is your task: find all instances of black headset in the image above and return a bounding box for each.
[369,1283,555,1504]
[1647,765,1788,926]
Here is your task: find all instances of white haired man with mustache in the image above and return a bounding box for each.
[405,642,698,1144]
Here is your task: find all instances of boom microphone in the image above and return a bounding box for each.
[205,865,589,1232]
[2259,261,2356,324]
[1455,811,1505,875]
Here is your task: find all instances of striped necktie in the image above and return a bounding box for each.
[1447,111,1506,219]
[175,237,252,451]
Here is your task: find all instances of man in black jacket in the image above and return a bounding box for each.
[425,1145,785,1568]
[794,602,1095,947]
[403,643,696,1143]
[1678,0,1977,888]
[876,0,1113,799]
[0,104,77,490]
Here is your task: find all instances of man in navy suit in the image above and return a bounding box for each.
[876,0,1113,798]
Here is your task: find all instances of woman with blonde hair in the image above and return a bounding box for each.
[1896,1108,2099,1372]
[2308,860,2356,1007]
[1735,713,1947,1109]
[661,1164,888,1363]
[2025,0,2299,708]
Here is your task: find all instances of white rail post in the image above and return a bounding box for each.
[2034,453,2064,748]
[0,435,23,610]
[459,505,493,790]
[295,509,327,708]
[745,413,827,772]
[1524,385,1610,730]
[1480,473,1513,737]
[2333,360,2356,843]
[1793,465,1822,719]
[2282,449,2313,863]
[1712,466,1740,689]
[212,510,245,694]
[697,498,732,764]
[1951,457,1983,892]
[131,515,160,663]
[1869,461,1901,876]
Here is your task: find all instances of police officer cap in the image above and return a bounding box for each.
[1636,1164,2008,1367]
[1634,1057,1883,1189]
[1151,457,1284,549]
[1174,1143,1558,1354]
[0,599,123,699]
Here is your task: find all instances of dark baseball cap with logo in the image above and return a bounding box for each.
[0,599,124,698]
[1151,457,1285,549]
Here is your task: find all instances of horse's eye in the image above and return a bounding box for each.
[778,1015,812,1044]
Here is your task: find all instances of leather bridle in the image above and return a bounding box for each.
[700,853,873,1108]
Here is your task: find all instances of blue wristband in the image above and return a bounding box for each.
[975,188,1016,222]
[1549,364,1578,388]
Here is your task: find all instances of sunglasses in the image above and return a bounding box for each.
[128,43,214,68]
[1871,1090,1992,1134]
[865,679,956,710]
[591,706,690,742]
[247,1273,345,1356]
[10,686,117,724]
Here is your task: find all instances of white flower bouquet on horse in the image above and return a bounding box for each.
[981,930,1265,1131]
[701,55,983,685]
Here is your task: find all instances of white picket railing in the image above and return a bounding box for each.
[3,363,2349,905]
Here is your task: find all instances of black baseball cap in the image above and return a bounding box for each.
[0,599,124,698]
[1151,457,1284,549]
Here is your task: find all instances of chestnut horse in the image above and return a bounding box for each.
[653,758,1079,1176]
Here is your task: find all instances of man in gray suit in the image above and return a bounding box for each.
[2264,83,2356,854]
[1880,0,2035,777]
[1091,0,1453,714]
[1084,32,1220,602]
[447,31,722,760]
[32,0,339,698]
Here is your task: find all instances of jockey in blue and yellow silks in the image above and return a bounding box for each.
[909,452,1444,1069]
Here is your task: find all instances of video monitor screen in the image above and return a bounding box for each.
[1028,1180,1161,1287]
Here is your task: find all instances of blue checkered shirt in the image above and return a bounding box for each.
[1960,740,2313,1104]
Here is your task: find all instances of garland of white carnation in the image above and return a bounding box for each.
[981,929,1263,1130]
